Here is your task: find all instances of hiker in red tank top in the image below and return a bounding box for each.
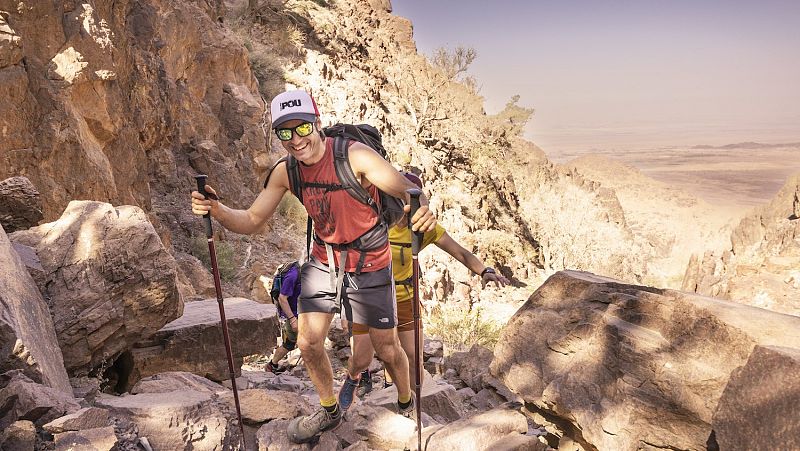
[190,89,437,444]
[299,137,390,272]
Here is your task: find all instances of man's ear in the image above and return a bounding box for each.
[317,118,325,139]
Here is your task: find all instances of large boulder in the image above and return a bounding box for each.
[96,390,234,451]
[492,270,800,451]
[9,201,181,376]
[0,225,71,393]
[127,298,278,390]
[712,345,800,450]
[0,176,43,232]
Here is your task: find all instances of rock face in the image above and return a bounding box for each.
[9,201,181,376]
[712,345,800,450]
[492,270,800,451]
[128,298,278,390]
[683,174,800,316]
[0,176,43,232]
[0,0,266,222]
[0,225,71,393]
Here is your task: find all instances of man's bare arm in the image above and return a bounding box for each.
[190,161,290,235]
[348,143,437,232]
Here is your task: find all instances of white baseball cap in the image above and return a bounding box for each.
[270,90,320,128]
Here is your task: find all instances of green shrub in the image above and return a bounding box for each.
[190,235,238,282]
[425,304,503,354]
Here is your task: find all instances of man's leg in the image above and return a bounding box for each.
[287,310,341,444]
[349,332,375,376]
[272,345,289,364]
[296,311,336,400]
[369,327,411,401]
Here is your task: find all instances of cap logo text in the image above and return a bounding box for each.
[280,99,302,110]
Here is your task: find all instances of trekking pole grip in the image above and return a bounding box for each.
[195,175,213,238]
[407,188,423,255]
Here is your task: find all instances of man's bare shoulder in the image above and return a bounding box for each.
[264,158,291,191]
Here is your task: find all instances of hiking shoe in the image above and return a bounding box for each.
[337,372,360,412]
[287,406,342,444]
[398,396,417,421]
[266,361,285,374]
[356,370,373,398]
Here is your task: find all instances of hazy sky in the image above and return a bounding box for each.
[391,0,800,153]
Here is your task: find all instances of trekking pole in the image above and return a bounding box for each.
[407,188,424,451]
[194,175,247,450]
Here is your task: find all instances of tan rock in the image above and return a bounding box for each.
[492,270,800,451]
[9,201,182,376]
[128,298,278,389]
[712,345,800,450]
[43,407,110,434]
[96,390,232,451]
[0,420,35,451]
[0,225,71,393]
[0,177,43,232]
[445,343,493,392]
[131,371,226,395]
[54,426,117,451]
[350,404,415,450]
[418,405,530,451]
[219,388,313,425]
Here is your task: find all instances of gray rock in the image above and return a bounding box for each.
[43,407,110,433]
[712,345,800,450]
[128,298,278,390]
[0,371,80,429]
[364,373,462,422]
[96,390,233,450]
[492,270,800,451]
[54,426,117,451]
[0,225,71,394]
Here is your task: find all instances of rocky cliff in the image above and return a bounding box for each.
[683,174,800,316]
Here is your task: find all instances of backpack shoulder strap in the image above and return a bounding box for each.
[285,155,303,204]
[332,137,380,217]
[263,156,304,204]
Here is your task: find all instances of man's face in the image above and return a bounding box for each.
[276,119,323,163]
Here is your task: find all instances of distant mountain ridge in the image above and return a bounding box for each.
[692,141,800,150]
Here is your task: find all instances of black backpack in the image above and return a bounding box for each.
[288,123,405,227]
[270,261,299,303]
[266,124,406,270]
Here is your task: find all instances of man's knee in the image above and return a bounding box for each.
[371,332,402,362]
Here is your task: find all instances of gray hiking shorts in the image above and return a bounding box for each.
[298,257,397,329]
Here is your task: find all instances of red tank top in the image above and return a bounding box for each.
[298,138,390,272]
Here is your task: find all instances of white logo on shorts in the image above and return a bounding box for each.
[379,317,389,323]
